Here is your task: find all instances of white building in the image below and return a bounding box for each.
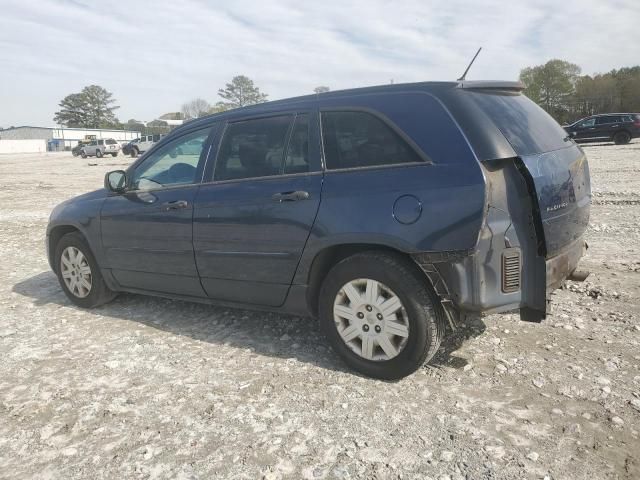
[0,126,141,151]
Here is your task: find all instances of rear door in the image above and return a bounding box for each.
[193,112,322,306]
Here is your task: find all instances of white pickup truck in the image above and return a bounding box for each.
[128,134,164,157]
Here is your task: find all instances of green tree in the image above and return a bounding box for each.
[314,86,330,94]
[519,60,581,122]
[54,85,119,128]
[217,75,268,109]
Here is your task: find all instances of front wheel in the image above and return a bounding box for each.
[130,147,138,158]
[319,251,445,379]
[96,149,103,158]
[613,131,631,145]
[55,232,117,308]
[80,151,87,158]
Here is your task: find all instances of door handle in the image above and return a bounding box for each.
[163,200,189,210]
[271,190,310,202]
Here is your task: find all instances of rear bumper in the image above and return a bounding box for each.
[546,237,587,292]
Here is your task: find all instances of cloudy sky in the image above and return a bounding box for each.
[1,0,638,128]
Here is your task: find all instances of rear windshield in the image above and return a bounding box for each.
[105,139,117,145]
[465,91,569,156]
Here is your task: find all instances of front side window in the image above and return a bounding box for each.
[131,127,212,190]
[214,115,292,181]
[579,118,596,128]
[321,111,423,170]
[98,139,104,145]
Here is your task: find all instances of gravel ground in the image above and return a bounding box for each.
[0,143,639,480]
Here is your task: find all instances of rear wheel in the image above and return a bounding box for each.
[55,232,117,308]
[80,151,87,158]
[96,149,103,158]
[318,251,445,379]
[130,147,138,158]
[111,152,117,157]
[613,131,631,145]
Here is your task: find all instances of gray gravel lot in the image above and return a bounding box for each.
[0,144,639,479]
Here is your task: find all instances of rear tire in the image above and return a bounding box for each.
[96,149,103,158]
[55,232,117,308]
[318,251,445,379]
[111,152,117,157]
[613,131,631,145]
[131,147,138,158]
[80,151,87,158]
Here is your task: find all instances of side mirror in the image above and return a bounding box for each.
[105,170,127,193]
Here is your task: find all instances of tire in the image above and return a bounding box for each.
[613,131,631,145]
[54,232,117,308]
[80,151,87,158]
[130,147,138,158]
[111,152,117,157]
[96,149,103,158]
[72,151,78,157]
[318,251,445,380]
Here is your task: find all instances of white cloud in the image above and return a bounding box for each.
[0,0,638,127]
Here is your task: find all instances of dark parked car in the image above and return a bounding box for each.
[47,80,591,379]
[564,113,640,145]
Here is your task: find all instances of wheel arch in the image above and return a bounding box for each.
[48,224,83,273]
[304,243,439,317]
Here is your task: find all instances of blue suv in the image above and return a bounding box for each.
[47,81,591,379]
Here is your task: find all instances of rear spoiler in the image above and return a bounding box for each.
[457,80,525,91]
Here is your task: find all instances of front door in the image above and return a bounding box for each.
[100,126,215,296]
[193,113,322,306]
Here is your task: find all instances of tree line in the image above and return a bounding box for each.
[53,76,331,131]
[520,60,640,124]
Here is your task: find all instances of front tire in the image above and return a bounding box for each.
[318,251,445,379]
[55,232,116,308]
[80,151,87,158]
[613,131,631,145]
[130,147,138,158]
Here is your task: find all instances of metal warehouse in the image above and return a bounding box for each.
[0,126,140,151]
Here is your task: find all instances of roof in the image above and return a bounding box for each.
[180,79,523,133]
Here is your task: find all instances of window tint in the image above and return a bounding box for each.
[284,114,309,174]
[466,92,569,155]
[596,116,618,125]
[131,127,211,190]
[214,115,292,181]
[579,118,595,128]
[105,139,117,145]
[98,139,104,145]
[321,111,422,170]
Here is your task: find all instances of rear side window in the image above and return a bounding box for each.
[98,139,104,145]
[466,92,569,155]
[321,111,423,170]
[214,115,292,181]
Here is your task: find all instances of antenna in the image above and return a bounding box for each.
[457,47,482,81]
